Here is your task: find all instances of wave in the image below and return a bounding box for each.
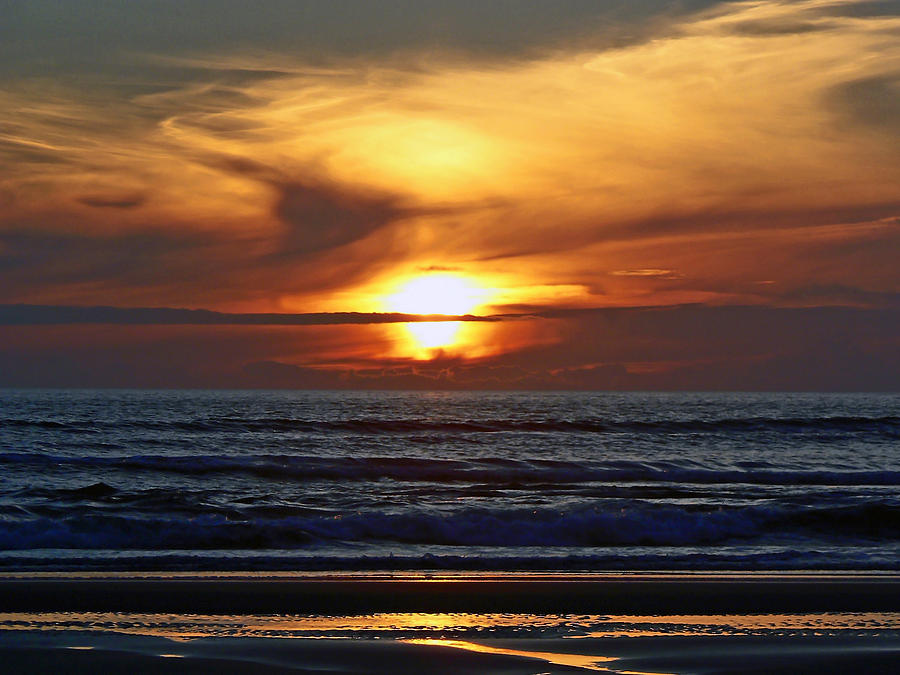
[3,451,899,486]
[2,415,898,435]
[1,500,898,551]
[2,549,899,572]
[15,482,339,520]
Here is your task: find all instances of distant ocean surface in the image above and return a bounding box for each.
[0,390,898,572]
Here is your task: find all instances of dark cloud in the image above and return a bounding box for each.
[0,325,296,389]
[828,73,900,136]
[0,225,215,291]
[0,1,726,77]
[777,284,900,309]
[731,20,834,36]
[271,180,407,257]
[472,201,900,264]
[819,1,900,19]
[0,304,498,326]
[498,305,900,391]
[615,202,900,242]
[477,305,900,372]
[1,305,897,390]
[208,155,411,258]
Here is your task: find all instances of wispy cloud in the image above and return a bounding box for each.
[2,0,898,318]
[611,269,681,279]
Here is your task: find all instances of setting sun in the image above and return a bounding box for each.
[382,274,492,357]
[384,275,486,316]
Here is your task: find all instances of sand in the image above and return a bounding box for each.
[0,573,898,674]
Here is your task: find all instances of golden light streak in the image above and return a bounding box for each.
[403,639,646,673]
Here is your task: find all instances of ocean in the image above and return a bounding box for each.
[1,390,898,572]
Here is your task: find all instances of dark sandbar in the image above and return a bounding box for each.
[2,572,899,614]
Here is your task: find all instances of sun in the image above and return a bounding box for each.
[385,275,485,316]
[382,274,491,356]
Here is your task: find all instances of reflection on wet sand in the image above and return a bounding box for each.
[1,611,897,639]
[404,639,621,672]
[1,610,898,675]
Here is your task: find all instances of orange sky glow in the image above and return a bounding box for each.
[1,0,898,388]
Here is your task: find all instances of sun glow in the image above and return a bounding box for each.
[382,274,492,357]
[337,119,500,199]
[385,275,486,316]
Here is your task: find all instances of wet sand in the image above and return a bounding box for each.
[2,632,898,674]
[3,572,900,614]
[1,574,898,674]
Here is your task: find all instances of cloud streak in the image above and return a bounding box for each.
[1,304,896,390]
[0,305,500,326]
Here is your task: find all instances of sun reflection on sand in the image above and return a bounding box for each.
[404,639,619,672]
[2,611,897,640]
[4,611,900,675]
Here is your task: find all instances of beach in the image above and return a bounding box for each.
[5,0,900,665]
[2,391,898,671]
[2,573,899,673]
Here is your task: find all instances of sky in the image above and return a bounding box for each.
[1,0,899,389]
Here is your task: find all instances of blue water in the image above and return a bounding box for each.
[0,390,898,571]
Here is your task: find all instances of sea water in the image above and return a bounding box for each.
[0,390,897,571]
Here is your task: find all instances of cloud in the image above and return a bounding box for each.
[0,305,499,326]
[0,224,228,307]
[777,284,900,308]
[418,265,460,272]
[828,73,900,136]
[0,1,727,77]
[1,0,899,319]
[77,193,146,209]
[0,226,209,283]
[730,19,835,36]
[204,154,412,256]
[611,269,681,279]
[267,179,409,259]
[3,304,896,390]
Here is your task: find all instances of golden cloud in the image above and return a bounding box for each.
[1,0,898,320]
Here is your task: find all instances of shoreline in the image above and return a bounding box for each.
[3,572,899,673]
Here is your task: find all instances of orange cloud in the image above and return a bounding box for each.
[1,0,898,339]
